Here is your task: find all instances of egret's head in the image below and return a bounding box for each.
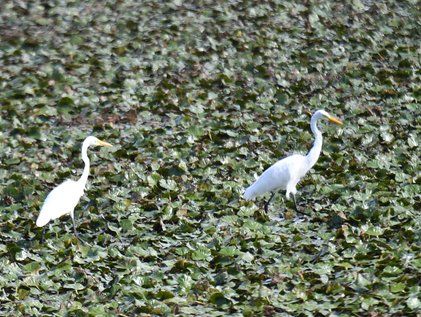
[313,110,343,125]
[84,136,113,147]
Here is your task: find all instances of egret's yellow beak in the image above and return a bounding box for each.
[97,140,113,147]
[328,116,343,125]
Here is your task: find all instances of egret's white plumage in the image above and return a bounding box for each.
[244,154,307,200]
[36,136,112,238]
[36,180,84,227]
[244,110,342,211]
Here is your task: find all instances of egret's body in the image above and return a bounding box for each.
[244,110,342,212]
[244,154,308,200]
[36,179,84,227]
[36,136,112,239]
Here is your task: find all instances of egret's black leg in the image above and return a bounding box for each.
[292,194,310,216]
[311,245,329,263]
[71,216,77,236]
[292,194,298,211]
[40,227,46,243]
[71,214,88,245]
[264,192,276,213]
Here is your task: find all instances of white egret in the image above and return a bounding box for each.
[243,110,343,214]
[36,136,112,240]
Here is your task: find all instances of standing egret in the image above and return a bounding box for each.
[36,136,112,240]
[243,110,343,214]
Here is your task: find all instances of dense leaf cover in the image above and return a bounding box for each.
[0,0,419,315]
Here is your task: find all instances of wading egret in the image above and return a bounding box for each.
[243,110,343,214]
[36,136,112,240]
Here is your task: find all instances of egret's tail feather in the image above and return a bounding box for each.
[243,186,256,201]
[36,211,50,227]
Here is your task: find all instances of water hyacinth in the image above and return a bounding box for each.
[0,0,419,315]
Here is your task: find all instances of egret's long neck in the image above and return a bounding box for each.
[306,116,323,169]
[78,142,90,188]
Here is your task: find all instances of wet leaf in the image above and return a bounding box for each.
[0,0,418,315]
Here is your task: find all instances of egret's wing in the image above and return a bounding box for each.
[36,180,84,227]
[243,154,306,200]
[244,159,289,200]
